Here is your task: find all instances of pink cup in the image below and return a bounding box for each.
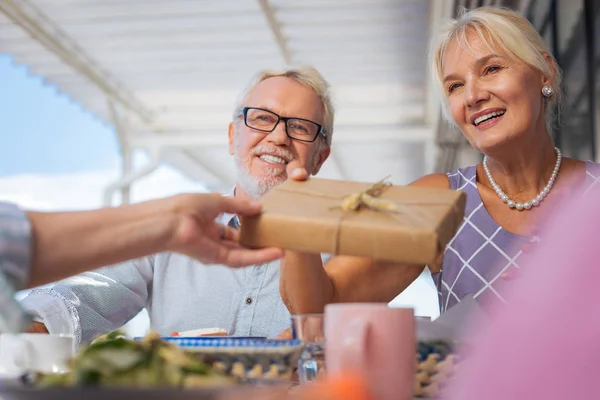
[324,304,415,400]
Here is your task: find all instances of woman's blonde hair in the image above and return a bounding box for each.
[429,6,562,132]
[233,66,335,146]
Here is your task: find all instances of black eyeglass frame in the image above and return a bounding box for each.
[237,107,328,143]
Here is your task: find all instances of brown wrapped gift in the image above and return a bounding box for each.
[239,177,466,272]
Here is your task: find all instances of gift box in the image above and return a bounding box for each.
[239,177,466,271]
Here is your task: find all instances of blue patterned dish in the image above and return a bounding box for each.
[163,337,301,349]
[158,337,305,381]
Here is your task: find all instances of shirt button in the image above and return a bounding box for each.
[245,297,253,305]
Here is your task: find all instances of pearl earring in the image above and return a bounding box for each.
[542,85,554,98]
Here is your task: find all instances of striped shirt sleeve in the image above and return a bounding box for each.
[0,202,33,332]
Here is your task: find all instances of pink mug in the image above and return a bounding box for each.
[324,304,415,400]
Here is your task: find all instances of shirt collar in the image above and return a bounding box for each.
[219,187,238,228]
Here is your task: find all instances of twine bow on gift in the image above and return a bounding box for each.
[333,175,399,213]
[278,176,438,227]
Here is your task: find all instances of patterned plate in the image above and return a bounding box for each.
[163,337,300,349]
[160,337,305,381]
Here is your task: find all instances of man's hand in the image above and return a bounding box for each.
[166,194,284,268]
[286,161,310,182]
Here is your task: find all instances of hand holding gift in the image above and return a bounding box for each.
[239,164,466,271]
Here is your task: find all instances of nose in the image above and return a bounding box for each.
[464,79,489,107]
[266,119,291,145]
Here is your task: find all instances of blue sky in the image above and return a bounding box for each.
[0,55,120,177]
[0,54,206,213]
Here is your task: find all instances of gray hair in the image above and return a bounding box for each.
[233,66,335,146]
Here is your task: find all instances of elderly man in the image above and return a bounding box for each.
[21,66,333,345]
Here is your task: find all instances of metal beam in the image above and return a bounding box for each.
[583,0,597,161]
[108,101,133,204]
[257,0,292,65]
[521,0,535,15]
[425,0,452,127]
[128,125,434,148]
[0,0,154,124]
[178,150,234,185]
[103,148,161,207]
[161,149,236,190]
[427,0,456,172]
[424,139,438,175]
[549,0,561,149]
[567,57,600,116]
[137,105,426,132]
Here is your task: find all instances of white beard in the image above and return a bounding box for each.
[233,133,322,200]
[234,154,286,200]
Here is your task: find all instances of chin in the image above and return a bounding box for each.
[238,173,286,199]
[468,130,511,152]
[477,139,527,157]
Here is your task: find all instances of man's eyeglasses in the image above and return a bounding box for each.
[237,107,327,143]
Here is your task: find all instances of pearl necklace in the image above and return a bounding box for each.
[483,147,562,211]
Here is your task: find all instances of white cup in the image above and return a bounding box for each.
[0,333,74,376]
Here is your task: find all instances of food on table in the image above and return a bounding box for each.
[414,340,463,398]
[35,331,234,389]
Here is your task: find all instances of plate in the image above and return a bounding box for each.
[161,338,305,380]
[164,337,301,349]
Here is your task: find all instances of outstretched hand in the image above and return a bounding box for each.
[166,194,284,267]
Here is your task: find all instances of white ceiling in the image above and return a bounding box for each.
[0,0,449,198]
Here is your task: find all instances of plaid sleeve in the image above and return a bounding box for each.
[0,202,33,332]
[0,202,32,289]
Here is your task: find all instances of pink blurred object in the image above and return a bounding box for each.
[446,190,600,400]
[324,304,415,400]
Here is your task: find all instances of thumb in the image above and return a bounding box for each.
[286,161,309,181]
[290,167,309,181]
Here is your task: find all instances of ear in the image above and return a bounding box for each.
[311,145,331,176]
[541,52,557,87]
[227,122,235,156]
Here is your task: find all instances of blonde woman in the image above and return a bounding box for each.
[281,6,600,315]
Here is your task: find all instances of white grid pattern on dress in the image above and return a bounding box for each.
[444,208,526,309]
[440,161,600,312]
[584,168,600,195]
[449,170,477,191]
[474,249,523,299]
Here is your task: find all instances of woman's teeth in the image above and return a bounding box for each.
[474,110,505,126]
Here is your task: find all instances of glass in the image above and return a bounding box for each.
[291,314,325,384]
[239,107,327,143]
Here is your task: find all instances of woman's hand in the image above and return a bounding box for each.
[165,194,284,268]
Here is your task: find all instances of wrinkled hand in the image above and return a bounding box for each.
[166,194,284,267]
